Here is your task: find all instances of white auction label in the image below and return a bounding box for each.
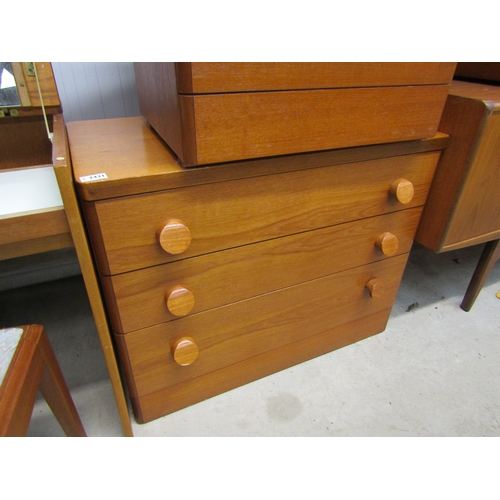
[79,173,108,182]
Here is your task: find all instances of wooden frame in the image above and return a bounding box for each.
[0,324,86,437]
[7,62,61,110]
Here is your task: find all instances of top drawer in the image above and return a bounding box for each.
[84,151,440,276]
[134,63,455,166]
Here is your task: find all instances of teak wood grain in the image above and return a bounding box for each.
[174,62,457,93]
[0,115,54,171]
[84,151,440,276]
[134,62,454,165]
[454,63,500,84]
[179,85,449,165]
[127,309,392,422]
[416,81,500,252]
[102,208,422,333]
[0,207,72,260]
[16,62,61,108]
[67,117,448,202]
[68,115,447,423]
[0,325,85,437]
[115,254,408,403]
[51,115,133,437]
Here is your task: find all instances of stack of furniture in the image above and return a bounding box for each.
[67,63,455,423]
[416,64,500,311]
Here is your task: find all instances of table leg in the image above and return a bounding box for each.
[37,328,87,437]
[461,239,500,312]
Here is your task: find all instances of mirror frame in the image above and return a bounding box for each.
[1,62,61,114]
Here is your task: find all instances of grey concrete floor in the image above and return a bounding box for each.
[1,242,499,437]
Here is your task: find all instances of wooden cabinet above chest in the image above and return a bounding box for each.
[133,62,455,166]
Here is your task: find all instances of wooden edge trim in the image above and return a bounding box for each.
[10,63,31,106]
[0,325,43,436]
[0,233,74,261]
[179,95,198,165]
[175,62,194,94]
[0,208,70,245]
[438,230,500,253]
[51,115,133,437]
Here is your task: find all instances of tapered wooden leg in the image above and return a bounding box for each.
[461,239,500,312]
[0,328,44,436]
[0,325,86,437]
[37,328,86,437]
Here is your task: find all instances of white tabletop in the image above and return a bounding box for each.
[0,166,63,217]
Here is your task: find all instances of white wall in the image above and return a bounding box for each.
[52,62,141,123]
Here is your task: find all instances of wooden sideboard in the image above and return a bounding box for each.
[68,117,447,423]
[416,80,500,310]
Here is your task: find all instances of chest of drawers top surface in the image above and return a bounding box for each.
[68,117,448,202]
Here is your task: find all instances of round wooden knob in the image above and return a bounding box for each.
[366,278,385,300]
[165,285,195,316]
[389,178,415,204]
[376,232,399,256]
[172,337,199,366]
[157,219,191,255]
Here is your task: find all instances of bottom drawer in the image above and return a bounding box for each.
[116,254,409,423]
[131,309,392,423]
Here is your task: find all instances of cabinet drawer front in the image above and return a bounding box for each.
[132,309,392,423]
[86,152,439,275]
[104,208,422,333]
[183,85,449,165]
[115,253,409,399]
[178,62,456,93]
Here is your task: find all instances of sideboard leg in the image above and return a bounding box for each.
[461,239,500,312]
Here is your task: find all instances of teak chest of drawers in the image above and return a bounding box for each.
[68,117,447,423]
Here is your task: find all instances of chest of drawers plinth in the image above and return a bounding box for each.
[68,117,446,423]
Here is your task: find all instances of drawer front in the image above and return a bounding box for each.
[182,85,449,165]
[177,62,457,93]
[115,253,409,399]
[104,208,422,333]
[132,309,392,423]
[86,151,440,275]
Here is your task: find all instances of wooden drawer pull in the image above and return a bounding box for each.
[365,278,385,300]
[376,232,399,256]
[389,178,414,204]
[157,219,192,255]
[166,285,195,317]
[172,337,199,366]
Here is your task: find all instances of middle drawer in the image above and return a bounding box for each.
[102,208,422,333]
